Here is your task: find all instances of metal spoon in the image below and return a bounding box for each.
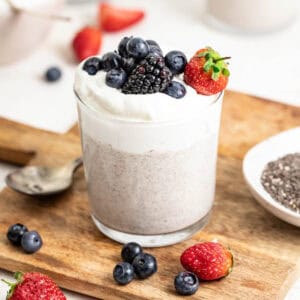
[6,157,83,196]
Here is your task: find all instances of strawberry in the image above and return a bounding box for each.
[2,271,66,300]
[99,3,145,32]
[184,47,230,95]
[180,242,233,281]
[72,26,102,61]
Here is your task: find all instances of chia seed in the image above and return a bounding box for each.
[261,153,300,213]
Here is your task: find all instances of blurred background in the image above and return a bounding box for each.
[0,0,300,299]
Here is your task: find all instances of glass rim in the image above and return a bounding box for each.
[74,88,223,127]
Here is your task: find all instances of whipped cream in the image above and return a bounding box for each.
[74,58,218,123]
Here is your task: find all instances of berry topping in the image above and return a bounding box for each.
[99,3,145,32]
[174,271,199,296]
[3,271,66,300]
[126,37,150,59]
[122,54,173,94]
[7,223,28,246]
[45,67,62,82]
[113,262,135,285]
[21,231,43,254]
[163,81,186,99]
[72,26,102,61]
[132,253,157,279]
[102,52,122,72]
[83,57,102,75]
[184,47,230,95]
[121,242,143,263]
[121,57,136,74]
[145,40,159,47]
[105,69,127,89]
[149,45,163,57]
[180,242,233,281]
[118,36,132,57]
[165,50,187,75]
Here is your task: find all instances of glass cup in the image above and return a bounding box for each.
[75,91,223,247]
[206,0,298,33]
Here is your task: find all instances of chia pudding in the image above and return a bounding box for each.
[74,37,229,246]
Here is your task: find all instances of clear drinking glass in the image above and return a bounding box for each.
[75,91,223,247]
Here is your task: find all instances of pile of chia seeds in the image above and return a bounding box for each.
[261,153,300,214]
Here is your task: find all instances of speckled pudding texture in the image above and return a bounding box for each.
[75,38,223,235]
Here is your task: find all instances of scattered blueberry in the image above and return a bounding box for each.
[132,253,157,279]
[105,69,127,89]
[121,242,143,263]
[165,50,187,75]
[7,223,28,245]
[83,57,102,75]
[21,231,43,254]
[174,271,199,296]
[45,67,62,82]
[126,37,150,59]
[118,36,132,57]
[163,81,186,99]
[102,52,122,72]
[113,262,135,285]
[146,40,160,47]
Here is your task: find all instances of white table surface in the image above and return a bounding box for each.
[0,0,299,299]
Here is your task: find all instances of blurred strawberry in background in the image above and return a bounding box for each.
[72,2,145,61]
[72,26,103,61]
[99,2,145,32]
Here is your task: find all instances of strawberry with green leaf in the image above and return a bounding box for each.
[2,271,66,300]
[184,47,230,95]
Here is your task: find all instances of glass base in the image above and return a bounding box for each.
[91,212,211,247]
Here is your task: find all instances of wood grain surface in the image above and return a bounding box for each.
[0,91,299,299]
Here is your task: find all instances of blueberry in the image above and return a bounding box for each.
[7,223,28,245]
[121,57,136,74]
[83,57,102,75]
[126,38,150,59]
[21,231,43,254]
[102,52,122,72]
[121,242,143,263]
[165,51,187,75]
[132,253,157,279]
[163,81,186,99]
[113,262,134,285]
[146,40,160,47]
[174,271,199,296]
[105,69,127,89]
[149,45,163,57]
[45,67,62,82]
[118,36,132,57]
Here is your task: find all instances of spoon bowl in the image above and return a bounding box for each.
[6,157,83,196]
[243,127,300,227]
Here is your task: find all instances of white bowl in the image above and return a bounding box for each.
[243,127,300,227]
[0,0,64,65]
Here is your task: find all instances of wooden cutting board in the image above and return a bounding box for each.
[0,91,300,300]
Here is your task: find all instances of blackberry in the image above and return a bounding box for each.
[122,54,172,94]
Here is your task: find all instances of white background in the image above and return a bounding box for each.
[0,0,299,299]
